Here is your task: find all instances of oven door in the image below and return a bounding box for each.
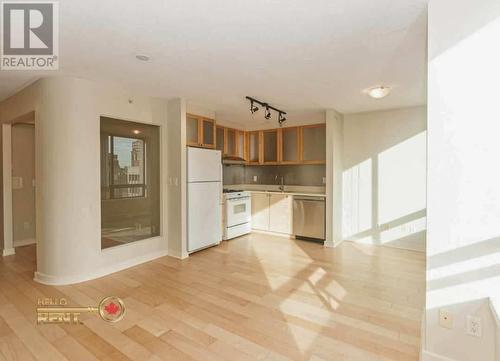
[225,196,251,227]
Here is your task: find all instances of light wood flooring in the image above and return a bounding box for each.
[0,233,425,361]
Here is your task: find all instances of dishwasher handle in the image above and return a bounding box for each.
[293,196,325,201]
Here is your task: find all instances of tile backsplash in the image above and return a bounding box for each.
[223,164,326,186]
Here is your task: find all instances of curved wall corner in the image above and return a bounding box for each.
[35,78,101,283]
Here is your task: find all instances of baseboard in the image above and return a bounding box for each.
[14,238,36,247]
[344,239,425,252]
[421,350,457,361]
[2,248,15,256]
[34,248,168,285]
[167,248,189,259]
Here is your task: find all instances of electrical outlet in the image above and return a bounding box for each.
[322,177,326,184]
[253,175,257,182]
[466,315,482,337]
[12,176,23,190]
[439,309,453,329]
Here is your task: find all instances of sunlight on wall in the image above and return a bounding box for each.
[380,216,426,244]
[427,6,500,307]
[428,251,500,282]
[342,132,426,251]
[378,132,427,225]
[342,158,372,238]
[425,1,500,359]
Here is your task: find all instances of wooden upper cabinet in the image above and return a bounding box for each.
[201,118,215,148]
[225,128,236,156]
[248,131,260,164]
[280,127,300,164]
[236,130,246,160]
[216,126,224,152]
[209,122,325,165]
[263,129,279,164]
[186,115,200,146]
[301,124,326,163]
[186,114,215,149]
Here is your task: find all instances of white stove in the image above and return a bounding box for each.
[223,190,251,240]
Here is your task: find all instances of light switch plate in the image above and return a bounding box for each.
[439,309,453,329]
[466,315,482,337]
[253,175,257,182]
[12,176,23,189]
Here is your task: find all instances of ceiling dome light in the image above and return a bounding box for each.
[367,86,391,99]
[135,54,151,61]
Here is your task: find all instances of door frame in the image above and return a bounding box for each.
[2,123,14,256]
[2,111,36,256]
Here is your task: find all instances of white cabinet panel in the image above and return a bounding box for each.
[269,194,292,234]
[251,193,270,231]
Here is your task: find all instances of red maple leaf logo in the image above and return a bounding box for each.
[104,302,120,315]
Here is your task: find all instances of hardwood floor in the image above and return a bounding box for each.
[0,233,425,361]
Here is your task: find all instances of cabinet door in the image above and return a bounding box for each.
[201,118,215,148]
[236,131,246,159]
[251,193,269,230]
[281,127,299,164]
[216,126,224,152]
[187,115,200,146]
[269,194,292,234]
[248,131,260,164]
[226,128,236,156]
[263,130,278,164]
[301,124,326,163]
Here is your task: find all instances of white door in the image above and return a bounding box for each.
[188,182,221,252]
[251,193,270,231]
[187,147,221,182]
[269,194,292,234]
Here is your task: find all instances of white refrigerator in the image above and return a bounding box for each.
[187,147,222,253]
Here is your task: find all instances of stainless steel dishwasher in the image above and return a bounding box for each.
[293,196,325,240]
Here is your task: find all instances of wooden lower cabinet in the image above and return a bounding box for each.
[251,193,292,234]
[269,194,292,234]
[251,193,270,231]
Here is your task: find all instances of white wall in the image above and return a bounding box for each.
[167,98,188,259]
[0,77,172,284]
[425,0,500,360]
[342,106,427,251]
[325,109,343,247]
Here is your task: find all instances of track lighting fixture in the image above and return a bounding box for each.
[265,106,272,120]
[278,112,287,126]
[250,100,259,113]
[246,96,287,126]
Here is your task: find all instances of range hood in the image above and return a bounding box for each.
[222,155,246,165]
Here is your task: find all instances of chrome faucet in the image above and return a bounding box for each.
[275,175,285,192]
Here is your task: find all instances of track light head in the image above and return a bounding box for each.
[250,100,259,114]
[278,112,287,126]
[265,107,272,120]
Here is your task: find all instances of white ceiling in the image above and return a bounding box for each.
[0,0,428,126]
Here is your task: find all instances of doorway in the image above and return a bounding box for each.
[12,123,36,248]
[2,112,36,257]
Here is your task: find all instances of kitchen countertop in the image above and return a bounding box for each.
[224,184,327,198]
